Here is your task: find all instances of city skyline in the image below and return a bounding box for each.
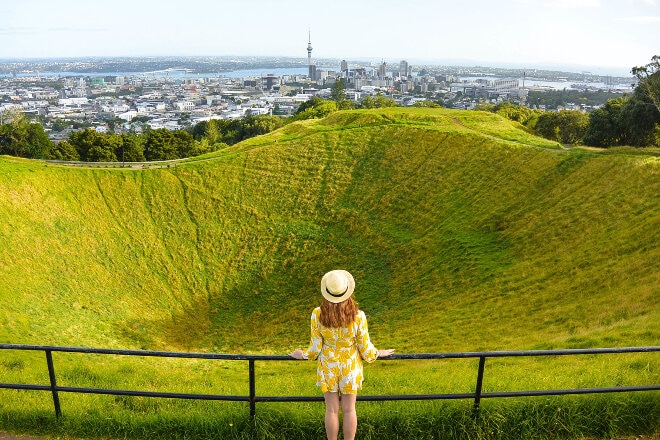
[1,0,658,76]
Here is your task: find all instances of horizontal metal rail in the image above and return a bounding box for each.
[0,344,658,419]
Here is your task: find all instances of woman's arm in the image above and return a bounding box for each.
[289,308,322,360]
[355,311,379,363]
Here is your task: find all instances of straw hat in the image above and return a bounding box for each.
[320,270,355,303]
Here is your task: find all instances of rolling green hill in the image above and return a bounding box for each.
[0,107,658,355]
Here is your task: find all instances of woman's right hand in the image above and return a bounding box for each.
[378,349,395,358]
[289,349,304,359]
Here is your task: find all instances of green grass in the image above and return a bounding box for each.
[0,107,658,438]
[0,390,657,439]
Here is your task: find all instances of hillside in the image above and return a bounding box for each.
[0,107,658,354]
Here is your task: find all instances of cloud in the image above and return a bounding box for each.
[47,27,108,32]
[0,27,38,35]
[618,15,660,22]
[625,0,657,5]
[516,0,601,7]
[0,26,107,35]
[542,0,600,7]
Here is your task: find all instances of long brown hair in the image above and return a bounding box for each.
[320,297,358,328]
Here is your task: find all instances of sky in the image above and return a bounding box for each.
[0,0,658,76]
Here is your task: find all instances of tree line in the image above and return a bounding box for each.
[1,56,658,161]
[525,89,623,109]
[481,56,659,147]
[0,112,286,162]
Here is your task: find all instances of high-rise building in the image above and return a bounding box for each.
[75,77,86,97]
[307,30,316,80]
[265,74,278,90]
[378,61,387,79]
[399,60,409,78]
[307,30,313,66]
[341,60,348,71]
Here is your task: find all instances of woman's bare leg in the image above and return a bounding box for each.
[340,393,357,440]
[323,392,340,440]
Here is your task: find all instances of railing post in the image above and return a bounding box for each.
[45,350,62,418]
[473,356,486,415]
[249,359,256,419]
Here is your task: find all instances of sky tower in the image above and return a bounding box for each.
[307,30,313,65]
[307,30,316,80]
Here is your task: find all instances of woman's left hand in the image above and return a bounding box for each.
[289,349,304,359]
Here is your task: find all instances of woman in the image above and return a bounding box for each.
[289,269,394,440]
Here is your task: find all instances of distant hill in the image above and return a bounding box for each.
[0,107,657,354]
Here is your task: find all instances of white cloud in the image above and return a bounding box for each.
[618,15,660,22]
[625,0,657,5]
[542,0,600,7]
[516,0,601,5]
[0,27,38,35]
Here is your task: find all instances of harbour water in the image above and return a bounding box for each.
[0,67,312,79]
[1,67,633,91]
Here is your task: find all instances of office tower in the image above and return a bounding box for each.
[399,60,409,78]
[379,60,387,79]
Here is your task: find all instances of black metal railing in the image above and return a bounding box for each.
[1,344,658,418]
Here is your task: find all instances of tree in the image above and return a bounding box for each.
[631,55,660,114]
[172,130,196,158]
[624,55,660,146]
[204,119,221,145]
[330,79,346,103]
[534,112,560,142]
[412,100,442,108]
[295,97,325,114]
[620,96,659,146]
[535,110,589,145]
[238,115,284,140]
[373,93,397,108]
[475,102,495,112]
[46,140,80,161]
[144,128,180,161]
[87,133,121,162]
[557,110,589,145]
[190,115,286,147]
[190,137,226,157]
[359,93,397,109]
[51,118,71,132]
[68,129,104,161]
[328,79,355,110]
[190,120,209,141]
[87,142,118,162]
[24,122,53,158]
[493,102,538,126]
[583,97,627,147]
[293,97,338,120]
[0,110,53,159]
[119,133,145,162]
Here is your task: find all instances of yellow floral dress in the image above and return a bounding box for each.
[303,307,379,394]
